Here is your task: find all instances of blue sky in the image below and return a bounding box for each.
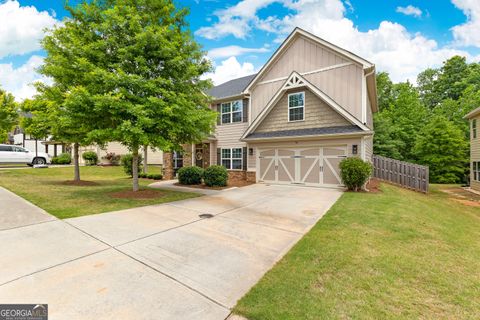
[1,0,479,100]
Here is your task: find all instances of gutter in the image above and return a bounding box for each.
[241,130,374,142]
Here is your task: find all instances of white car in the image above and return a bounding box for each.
[0,144,51,166]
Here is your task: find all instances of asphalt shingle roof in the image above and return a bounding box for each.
[245,125,363,139]
[206,74,257,99]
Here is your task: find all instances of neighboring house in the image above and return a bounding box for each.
[79,142,163,165]
[465,107,480,190]
[13,127,67,158]
[163,27,378,187]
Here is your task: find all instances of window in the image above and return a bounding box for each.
[173,151,183,169]
[473,119,477,139]
[221,148,242,170]
[221,100,242,124]
[288,92,305,122]
[0,145,13,152]
[474,162,480,181]
[13,146,26,152]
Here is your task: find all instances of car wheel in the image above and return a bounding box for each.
[33,157,46,165]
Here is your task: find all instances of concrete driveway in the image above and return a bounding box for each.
[0,184,342,319]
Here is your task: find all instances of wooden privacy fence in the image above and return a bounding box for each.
[373,155,429,193]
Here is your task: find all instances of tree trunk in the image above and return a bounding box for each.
[73,142,80,181]
[132,146,139,192]
[143,145,148,174]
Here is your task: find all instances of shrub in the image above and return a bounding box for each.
[339,157,372,191]
[51,152,71,165]
[204,165,228,187]
[138,173,147,178]
[102,152,121,165]
[121,153,143,176]
[148,173,163,180]
[178,166,203,185]
[82,151,98,165]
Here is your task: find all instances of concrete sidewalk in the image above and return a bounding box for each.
[0,187,55,230]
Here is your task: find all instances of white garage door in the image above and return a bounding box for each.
[258,146,347,187]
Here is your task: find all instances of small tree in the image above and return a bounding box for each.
[0,88,18,143]
[60,0,216,191]
[414,115,469,183]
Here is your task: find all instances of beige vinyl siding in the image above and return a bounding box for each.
[249,35,363,122]
[212,123,248,165]
[254,89,350,133]
[470,116,480,190]
[80,142,163,165]
[248,136,367,169]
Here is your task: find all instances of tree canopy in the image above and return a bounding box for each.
[374,56,479,183]
[0,88,18,143]
[37,0,216,190]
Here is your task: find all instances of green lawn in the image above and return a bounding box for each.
[234,183,480,319]
[0,166,199,219]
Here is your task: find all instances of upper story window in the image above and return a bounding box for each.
[221,100,242,124]
[473,119,477,139]
[288,92,305,122]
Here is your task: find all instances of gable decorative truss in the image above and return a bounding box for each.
[241,72,370,140]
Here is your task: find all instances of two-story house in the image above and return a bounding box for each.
[465,107,480,190]
[163,28,378,188]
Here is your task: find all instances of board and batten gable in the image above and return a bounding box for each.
[254,89,350,133]
[248,34,364,122]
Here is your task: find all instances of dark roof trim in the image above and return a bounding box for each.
[244,125,364,140]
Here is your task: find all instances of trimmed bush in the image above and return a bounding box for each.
[204,165,228,187]
[148,173,163,180]
[82,151,98,165]
[138,173,147,178]
[339,157,372,191]
[121,153,143,176]
[178,166,203,185]
[51,152,71,165]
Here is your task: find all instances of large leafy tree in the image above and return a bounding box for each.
[0,88,18,143]
[47,0,215,191]
[414,115,469,183]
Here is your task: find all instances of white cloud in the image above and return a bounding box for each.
[0,0,57,58]
[195,0,276,39]
[396,5,423,17]
[451,0,480,47]
[208,45,269,59]
[206,56,256,85]
[0,55,51,101]
[199,0,480,83]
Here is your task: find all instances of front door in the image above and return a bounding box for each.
[195,143,210,168]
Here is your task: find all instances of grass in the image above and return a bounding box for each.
[234,183,480,319]
[0,166,199,219]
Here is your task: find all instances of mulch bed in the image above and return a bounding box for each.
[58,180,100,186]
[366,178,381,193]
[109,189,165,199]
[442,187,480,207]
[175,180,254,190]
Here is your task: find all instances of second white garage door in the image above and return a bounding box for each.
[258,146,347,187]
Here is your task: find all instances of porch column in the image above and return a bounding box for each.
[163,152,174,180]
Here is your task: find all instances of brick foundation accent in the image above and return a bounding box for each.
[228,171,256,183]
[246,171,256,183]
[163,152,174,180]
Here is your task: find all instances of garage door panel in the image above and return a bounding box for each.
[324,158,342,185]
[300,148,319,157]
[278,158,295,182]
[324,147,346,156]
[259,158,275,181]
[301,158,320,184]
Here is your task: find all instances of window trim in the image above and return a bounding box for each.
[474,161,479,182]
[220,147,243,170]
[473,119,477,139]
[287,91,305,122]
[221,100,243,125]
